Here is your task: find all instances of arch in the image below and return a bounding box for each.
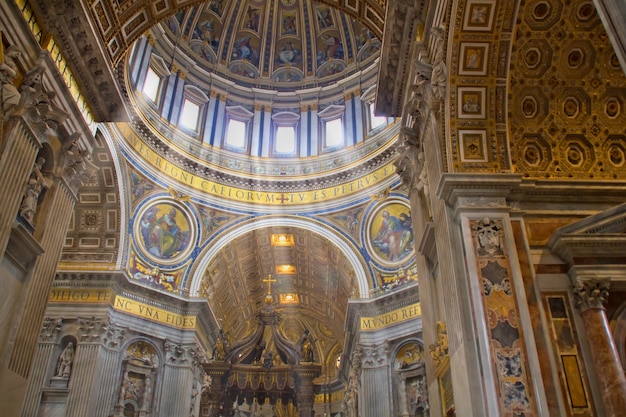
[188,215,371,298]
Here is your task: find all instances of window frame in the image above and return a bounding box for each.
[224,105,254,153]
[271,111,300,157]
[141,55,169,107]
[317,104,345,153]
[178,85,209,135]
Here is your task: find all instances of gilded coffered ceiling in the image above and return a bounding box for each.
[508,0,626,179]
[447,0,626,177]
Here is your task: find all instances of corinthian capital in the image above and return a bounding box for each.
[573,280,610,311]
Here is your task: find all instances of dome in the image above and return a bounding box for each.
[123,0,397,186]
[164,0,381,90]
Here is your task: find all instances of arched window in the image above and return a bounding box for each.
[361,86,388,133]
[142,67,161,103]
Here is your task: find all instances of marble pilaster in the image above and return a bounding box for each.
[159,341,197,417]
[573,280,626,417]
[90,320,127,417]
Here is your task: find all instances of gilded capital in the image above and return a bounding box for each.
[573,280,610,311]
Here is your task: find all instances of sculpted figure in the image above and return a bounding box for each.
[19,157,47,224]
[298,329,314,362]
[55,342,75,378]
[0,45,22,120]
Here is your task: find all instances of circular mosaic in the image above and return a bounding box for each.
[366,200,415,266]
[134,199,197,264]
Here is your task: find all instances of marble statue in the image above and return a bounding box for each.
[55,342,75,378]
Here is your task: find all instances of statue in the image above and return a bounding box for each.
[429,26,447,102]
[298,329,314,362]
[55,342,75,378]
[19,157,47,224]
[212,328,229,361]
[343,385,357,417]
[0,44,22,121]
[262,351,274,370]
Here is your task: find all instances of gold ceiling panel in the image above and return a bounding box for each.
[508,0,626,179]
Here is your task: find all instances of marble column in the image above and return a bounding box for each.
[573,280,626,416]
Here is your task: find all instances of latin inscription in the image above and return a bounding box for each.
[49,289,111,303]
[119,123,395,204]
[360,303,421,331]
[114,295,196,329]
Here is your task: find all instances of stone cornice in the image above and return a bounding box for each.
[28,0,127,122]
[436,173,522,210]
[375,0,423,117]
[511,179,626,206]
[53,271,219,343]
[548,203,626,266]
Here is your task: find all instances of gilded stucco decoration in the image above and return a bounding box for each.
[448,0,626,177]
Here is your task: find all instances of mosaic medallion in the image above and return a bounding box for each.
[366,200,414,266]
[134,199,197,264]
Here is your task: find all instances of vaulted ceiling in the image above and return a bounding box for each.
[36,0,626,376]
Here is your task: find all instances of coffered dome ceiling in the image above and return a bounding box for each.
[163,0,381,89]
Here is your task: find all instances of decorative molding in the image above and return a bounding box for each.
[360,342,389,368]
[39,317,63,343]
[429,321,449,368]
[102,320,126,350]
[78,317,106,343]
[573,280,610,311]
[164,340,199,367]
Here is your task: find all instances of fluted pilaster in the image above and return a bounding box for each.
[65,318,106,417]
[20,318,63,417]
[573,280,626,417]
[7,179,76,378]
[359,343,390,417]
[90,321,126,417]
[0,117,40,258]
[159,341,197,417]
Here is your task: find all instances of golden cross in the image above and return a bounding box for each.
[262,274,277,295]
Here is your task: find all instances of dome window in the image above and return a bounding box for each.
[142,67,162,103]
[271,111,300,157]
[224,105,254,152]
[318,104,345,152]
